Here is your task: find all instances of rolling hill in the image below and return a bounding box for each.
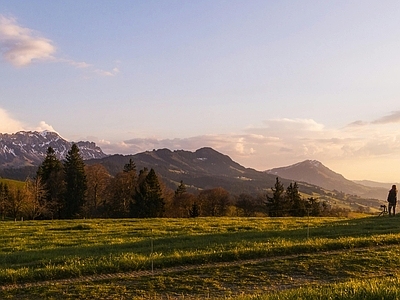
[85,148,385,211]
[0,131,388,211]
[266,160,388,200]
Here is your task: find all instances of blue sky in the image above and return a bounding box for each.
[1,1,400,183]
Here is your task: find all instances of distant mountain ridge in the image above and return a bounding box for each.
[0,131,389,204]
[85,147,283,195]
[353,180,399,189]
[266,160,388,200]
[0,131,108,168]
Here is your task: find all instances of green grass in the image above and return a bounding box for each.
[1,215,400,299]
[237,277,400,300]
[0,178,25,188]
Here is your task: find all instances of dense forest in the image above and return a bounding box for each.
[0,145,348,220]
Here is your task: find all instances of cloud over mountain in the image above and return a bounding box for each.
[2,109,400,182]
[93,113,400,182]
[0,107,56,136]
[0,108,24,133]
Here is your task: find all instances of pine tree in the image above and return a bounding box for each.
[37,147,61,181]
[131,168,164,218]
[266,177,285,217]
[307,197,321,216]
[123,159,136,173]
[175,180,187,197]
[36,147,64,218]
[189,202,200,218]
[63,144,87,218]
[145,168,164,217]
[129,168,149,218]
[286,182,306,216]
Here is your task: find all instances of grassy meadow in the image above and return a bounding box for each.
[1,215,400,299]
[0,178,25,188]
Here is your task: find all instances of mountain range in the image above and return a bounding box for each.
[0,131,389,208]
[0,131,107,168]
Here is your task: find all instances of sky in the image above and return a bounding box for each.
[1,1,400,183]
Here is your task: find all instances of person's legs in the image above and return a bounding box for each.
[389,204,393,216]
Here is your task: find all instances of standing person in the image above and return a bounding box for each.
[387,185,397,216]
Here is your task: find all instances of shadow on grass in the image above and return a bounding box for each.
[2,215,400,267]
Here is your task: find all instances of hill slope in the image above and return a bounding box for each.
[86,147,283,195]
[266,160,388,200]
[87,148,369,209]
[0,131,387,210]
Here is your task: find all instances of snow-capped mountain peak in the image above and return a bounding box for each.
[0,131,108,168]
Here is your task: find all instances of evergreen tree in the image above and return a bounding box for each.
[285,182,306,216]
[145,168,165,217]
[131,168,165,218]
[63,144,87,218]
[37,147,61,181]
[307,197,322,216]
[189,202,200,218]
[123,159,136,173]
[266,177,285,217]
[175,180,187,197]
[36,147,64,218]
[129,168,149,218]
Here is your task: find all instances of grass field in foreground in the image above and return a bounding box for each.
[1,215,400,299]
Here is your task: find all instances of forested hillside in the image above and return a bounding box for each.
[0,145,385,221]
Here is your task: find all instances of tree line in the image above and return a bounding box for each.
[0,145,348,220]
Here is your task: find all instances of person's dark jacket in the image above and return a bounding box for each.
[388,189,397,204]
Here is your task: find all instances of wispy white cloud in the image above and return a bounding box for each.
[35,121,57,133]
[0,15,55,66]
[0,107,58,135]
[0,108,24,133]
[61,59,120,77]
[0,15,118,76]
[61,59,92,69]
[94,67,120,77]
